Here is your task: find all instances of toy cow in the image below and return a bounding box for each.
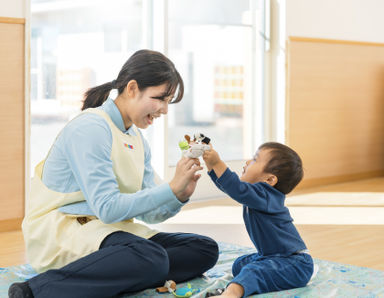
[178,133,211,158]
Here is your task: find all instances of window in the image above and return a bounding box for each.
[30,0,145,170]
[164,0,267,199]
[167,0,252,164]
[30,0,268,200]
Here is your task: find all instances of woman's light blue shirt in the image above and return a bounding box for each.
[42,98,185,224]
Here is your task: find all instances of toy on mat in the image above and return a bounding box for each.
[178,133,211,158]
[156,281,199,297]
[173,283,199,297]
[156,280,177,293]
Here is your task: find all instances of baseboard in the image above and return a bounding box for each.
[0,17,25,24]
[296,171,384,190]
[0,218,23,233]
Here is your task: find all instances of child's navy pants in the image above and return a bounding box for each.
[230,252,314,297]
[28,231,219,298]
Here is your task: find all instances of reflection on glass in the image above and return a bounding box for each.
[30,0,144,170]
[167,0,253,165]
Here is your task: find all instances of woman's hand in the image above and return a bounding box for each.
[169,157,203,202]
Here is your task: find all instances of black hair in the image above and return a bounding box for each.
[82,49,184,110]
[258,142,304,194]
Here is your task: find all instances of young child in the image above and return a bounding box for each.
[203,142,314,297]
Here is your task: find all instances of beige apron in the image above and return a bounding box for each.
[22,108,158,273]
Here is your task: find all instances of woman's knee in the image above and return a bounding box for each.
[119,240,169,282]
[189,235,219,267]
[137,240,169,273]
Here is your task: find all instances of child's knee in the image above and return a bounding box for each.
[232,254,255,277]
[232,258,243,277]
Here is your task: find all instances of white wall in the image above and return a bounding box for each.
[286,0,384,43]
[0,0,25,18]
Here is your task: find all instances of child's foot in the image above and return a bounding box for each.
[205,283,244,298]
[205,288,225,297]
[206,293,239,298]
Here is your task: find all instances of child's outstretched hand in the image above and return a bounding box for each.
[202,144,221,171]
[203,144,228,178]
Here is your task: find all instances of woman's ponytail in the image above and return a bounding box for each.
[81,81,115,110]
[81,49,184,110]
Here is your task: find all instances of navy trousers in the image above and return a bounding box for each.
[28,231,219,298]
[231,252,314,296]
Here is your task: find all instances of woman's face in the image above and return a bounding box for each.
[118,82,173,130]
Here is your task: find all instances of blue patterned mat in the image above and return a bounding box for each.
[1,242,384,297]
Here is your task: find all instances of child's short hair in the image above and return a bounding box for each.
[259,142,303,194]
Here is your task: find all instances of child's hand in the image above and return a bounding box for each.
[203,144,221,171]
[203,144,228,178]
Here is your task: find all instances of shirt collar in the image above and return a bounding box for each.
[99,98,136,136]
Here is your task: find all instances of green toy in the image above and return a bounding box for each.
[178,139,190,151]
[156,280,199,298]
[172,283,199,297]
[178,133,211,158]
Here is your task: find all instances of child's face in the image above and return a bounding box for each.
[240,148,272,184]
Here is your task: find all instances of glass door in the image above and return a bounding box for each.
[30,0,146,172]
[30,0,268,201]
[164,0,267,199]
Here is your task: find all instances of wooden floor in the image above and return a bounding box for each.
[296,224,384,271]
[1,177,384,271]
[0,229,26,267]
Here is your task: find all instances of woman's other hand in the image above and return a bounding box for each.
[169,157,203,202]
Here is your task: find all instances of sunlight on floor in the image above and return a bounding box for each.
[161,205,384,225]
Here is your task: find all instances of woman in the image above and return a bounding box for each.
[9,50,219,298]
